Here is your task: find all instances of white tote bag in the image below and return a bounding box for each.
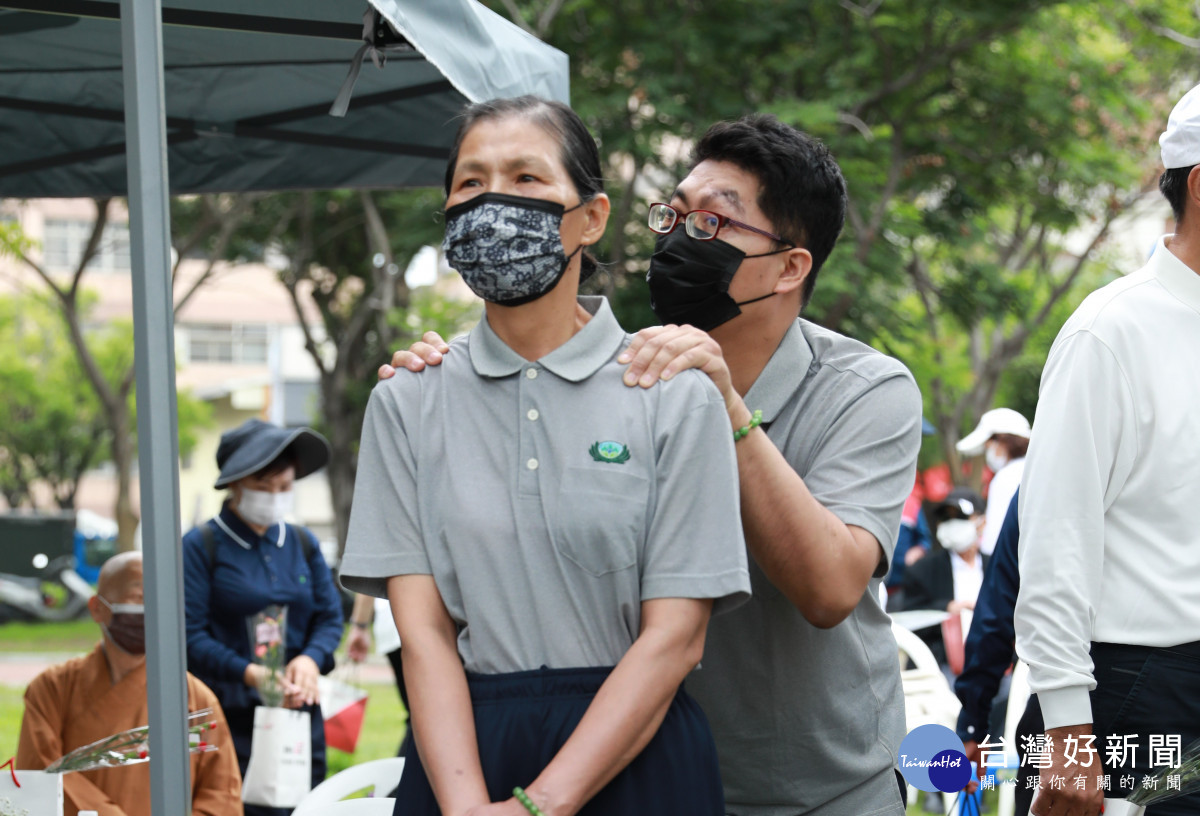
[0,769,64,816]
[241,706,312,807]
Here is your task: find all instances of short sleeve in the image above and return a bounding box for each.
[339,379,432,598]
[640,373,750,615]
[802,371,923,573]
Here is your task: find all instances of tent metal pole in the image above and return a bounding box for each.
[119,0,191,812]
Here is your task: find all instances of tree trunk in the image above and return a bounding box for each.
[321,371,357,557]
[112,408,139,551]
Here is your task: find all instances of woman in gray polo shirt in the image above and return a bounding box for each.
[340,95,750,816]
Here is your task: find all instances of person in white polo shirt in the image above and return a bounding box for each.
[1014,84,1200,816]
[955,408,1030,557]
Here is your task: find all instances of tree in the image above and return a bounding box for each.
[0,289,211,514]
[4,196,244,547]
[0,292,108,509]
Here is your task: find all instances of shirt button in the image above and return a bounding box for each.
[526,458,539,470]
[526,409,539,421]
[264,555,271,563]
[525,368,538,379]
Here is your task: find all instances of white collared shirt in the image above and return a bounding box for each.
[1016,235,1200,730]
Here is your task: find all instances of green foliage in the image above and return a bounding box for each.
[0,292,210,510]
[0,293,109,508]
[0,217,33,259]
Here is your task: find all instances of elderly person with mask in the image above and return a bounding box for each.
[17,552,242,816]
[182,419,344,816]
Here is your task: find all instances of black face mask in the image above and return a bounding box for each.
[99,596,146,656]
[646,229,783,331]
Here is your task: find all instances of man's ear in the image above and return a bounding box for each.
[773,246,813,295]
[580,193,611,247]
[1187,166,1200,222]
[88,595,107,627]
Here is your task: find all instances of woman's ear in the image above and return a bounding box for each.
[579,193,611,247]
[773,246,813,295]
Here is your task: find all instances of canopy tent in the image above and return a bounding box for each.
[0,2,567,812]
[0,0,569,196]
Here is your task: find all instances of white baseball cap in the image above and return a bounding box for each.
[956,408,1031,456]
[1161,83,1200,170]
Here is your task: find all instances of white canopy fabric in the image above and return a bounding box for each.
[0,0,569,196]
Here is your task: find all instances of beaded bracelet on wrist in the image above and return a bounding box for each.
[513,787,545,816]
[734,409,763,442]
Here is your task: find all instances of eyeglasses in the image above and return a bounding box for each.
[648,202,791,245]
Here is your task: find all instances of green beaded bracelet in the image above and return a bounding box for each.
[513,787,545,816]
[734,409,763,441]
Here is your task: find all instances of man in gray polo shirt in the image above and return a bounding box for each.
[386,115,922,816]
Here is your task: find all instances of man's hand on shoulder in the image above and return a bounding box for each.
[617,325,740,416]
[378,331,450,380]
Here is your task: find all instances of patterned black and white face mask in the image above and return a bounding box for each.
[443,192,583,306]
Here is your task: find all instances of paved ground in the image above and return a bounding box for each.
[0,651,397,688]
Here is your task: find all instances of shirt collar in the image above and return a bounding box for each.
[216,502,285,549]
[468,296,627,382]
[1156,235,1200,314]
[742,318,815,424]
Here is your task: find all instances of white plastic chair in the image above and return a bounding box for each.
[893,621,962,731]
[325,799,396,815]
[292,757,405,816]
[892,622,963,812]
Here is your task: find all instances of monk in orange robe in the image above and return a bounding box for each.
[16,551,242,816]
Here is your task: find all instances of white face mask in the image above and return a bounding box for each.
[985,445,1008,474]
[937,519,979,554]
[236,488,294,527]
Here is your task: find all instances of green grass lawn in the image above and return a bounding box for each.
[0,618,99,653]
[0,684,27,760]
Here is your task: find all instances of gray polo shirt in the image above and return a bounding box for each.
[340,296,750,674]
[687,318,923,816]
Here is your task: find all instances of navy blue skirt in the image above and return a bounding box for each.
[394,665,724,815]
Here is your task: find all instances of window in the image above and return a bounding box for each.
[43,219,131,273]
[187,324,270,364]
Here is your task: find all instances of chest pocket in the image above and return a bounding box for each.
[552,466,649,577]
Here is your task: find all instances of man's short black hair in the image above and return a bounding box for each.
[693,115,847,309]
[1160,165,1194,225]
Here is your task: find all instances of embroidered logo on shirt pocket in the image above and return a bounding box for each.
[552,466,648,576]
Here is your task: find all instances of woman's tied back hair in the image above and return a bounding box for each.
[693,114,847,309]
[444,95,606,281]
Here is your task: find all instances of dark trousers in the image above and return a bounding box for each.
[225,703,327,816]
[395,665,724,815]
[1013,693,1043,816]
[385,647,413,758]
[1090,640,1200,816]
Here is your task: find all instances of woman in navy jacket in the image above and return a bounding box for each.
[182,419,344,816]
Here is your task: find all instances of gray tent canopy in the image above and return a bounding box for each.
[0,0,570,197]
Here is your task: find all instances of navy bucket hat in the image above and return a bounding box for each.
[214,418,330,489]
